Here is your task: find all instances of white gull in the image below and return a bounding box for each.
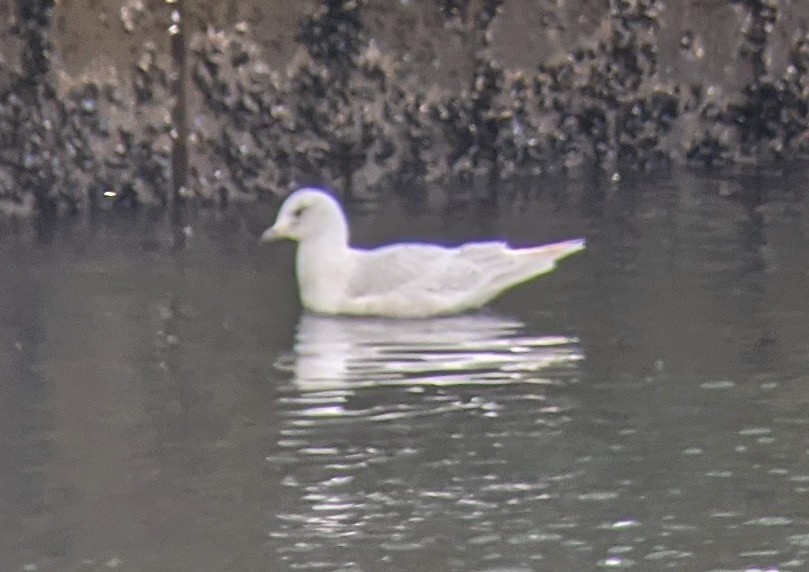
[261,188,585,318]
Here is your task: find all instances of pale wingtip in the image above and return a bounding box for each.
[553,237,586,261]
[568,237,586,250]
[563,237,587,252]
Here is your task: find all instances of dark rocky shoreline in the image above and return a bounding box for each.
[0,0,807,216]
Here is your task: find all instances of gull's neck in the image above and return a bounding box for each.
[295,220,353,313]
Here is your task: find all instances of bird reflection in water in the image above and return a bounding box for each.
[269,313,585,565]
[274,312,582,394]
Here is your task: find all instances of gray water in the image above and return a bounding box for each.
[2,169,809,572]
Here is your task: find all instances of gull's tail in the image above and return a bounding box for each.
[458,238,586,309]
[508,237,586,283]
[521,238,586,265]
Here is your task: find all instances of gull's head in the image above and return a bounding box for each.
[261,188,348,244]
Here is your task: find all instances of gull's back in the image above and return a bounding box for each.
[339,238,584,318]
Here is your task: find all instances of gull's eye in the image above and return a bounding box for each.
[291,206,306,219]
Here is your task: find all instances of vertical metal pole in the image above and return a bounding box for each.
[168,0,188,225]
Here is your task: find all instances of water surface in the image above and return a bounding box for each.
[2,169,809,571]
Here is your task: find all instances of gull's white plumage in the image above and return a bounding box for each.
[261,188,585,318]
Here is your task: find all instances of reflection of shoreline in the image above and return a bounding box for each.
[274,312,584,392]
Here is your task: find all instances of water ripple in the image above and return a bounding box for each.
[268,312,584,568]
[274,313,582,392]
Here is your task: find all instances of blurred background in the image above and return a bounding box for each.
[0,0,807,216]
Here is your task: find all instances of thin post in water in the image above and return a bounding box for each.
[168,0,188,226]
